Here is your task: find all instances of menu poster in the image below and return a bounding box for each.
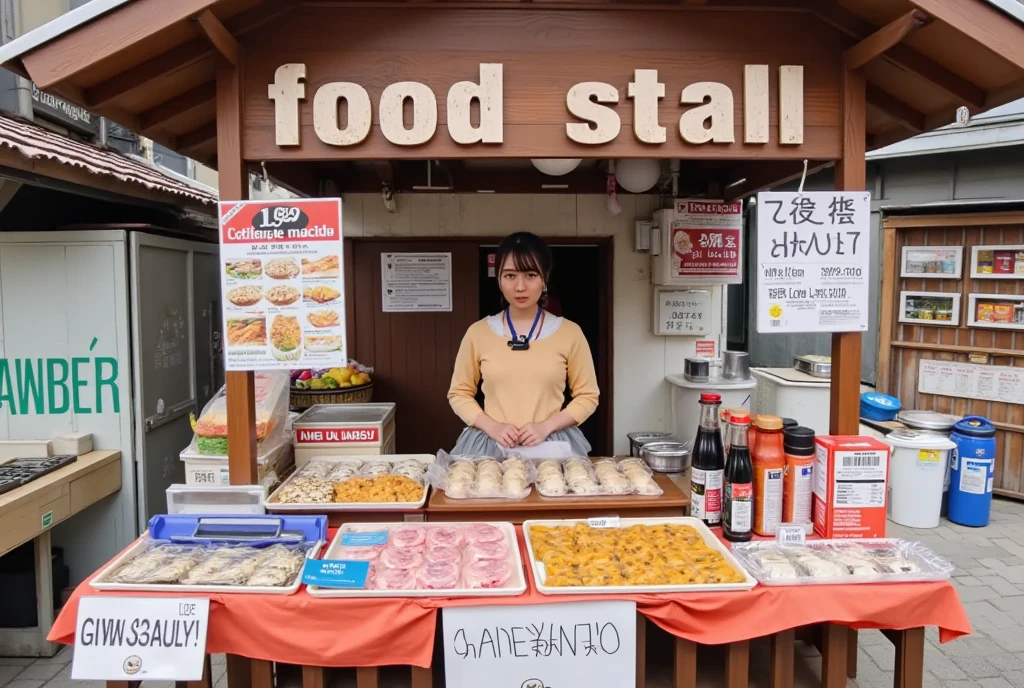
[918,359,1024,405]
[670,200,743,284]
[219,198,347,372]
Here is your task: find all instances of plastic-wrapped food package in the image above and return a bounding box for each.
[425,546,461,565]
[464,540,508,562]
[271,477,335,503]
[379,547,424,570]
[534,458,663,498]
[246,546,306,587]
[109,543,204,584]
[419,561,461,589]
[182,546,262,586]
[426,525,464,549]
[427,453,534,500]
[374,567,418,590]
[463,558,511,589]
[392,525,427,549]
[464,524,504,544]
[336,545,385,561]
[187,372,289,457]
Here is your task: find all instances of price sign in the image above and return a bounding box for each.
[72,597,209,681]
[341,531,389,546]
[301,560,371,588]
[654,289,711,336]
[775,524,807,546]
[587,516,620,529]
[443,601,636,688]
[756,191,871,334]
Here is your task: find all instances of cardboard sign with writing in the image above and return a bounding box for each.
[443,601,636,688]
[756,191,871,334]
[654,288,711,336]
[72,597,209,681]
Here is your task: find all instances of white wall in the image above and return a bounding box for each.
[343,193,726,454]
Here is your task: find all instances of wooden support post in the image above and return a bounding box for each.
[356,667,380,688]
[847,628,859,679]
[886,628,926,688]
[411,666,433,688]
[216,61,257,486]
[301,666,326,688]
[636,613,646,688]
[251,660,274,688]
[225,655,252,688]
[770,630,795,688]
[820,624,849,688]
[674,637,698,688]
[724,641,750,688]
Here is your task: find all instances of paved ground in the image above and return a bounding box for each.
[3,500,1024,688]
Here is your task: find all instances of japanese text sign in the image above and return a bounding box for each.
[443,601,636,688]
[218,198,347,371]
[756,191,871,333]
[72,597,209,681]
[669,200,743,284]
[655,289,711,336]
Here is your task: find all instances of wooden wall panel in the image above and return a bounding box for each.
[240,8,842,161]
[878,215,1024,499]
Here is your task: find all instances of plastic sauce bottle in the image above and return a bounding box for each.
[783,426,816,526]
[747,413,760,458]
[752,415,785,536]
[723,411,753,542]
[721,408,733,458]
[692,393,726,527]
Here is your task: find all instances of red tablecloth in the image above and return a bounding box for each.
[48,529,971,668]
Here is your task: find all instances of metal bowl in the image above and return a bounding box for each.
[627,431,675,457]
[640,441,692,473]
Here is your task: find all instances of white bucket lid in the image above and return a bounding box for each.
[884,429,956,451]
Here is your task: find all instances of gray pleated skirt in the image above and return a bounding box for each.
[450,426,592,458]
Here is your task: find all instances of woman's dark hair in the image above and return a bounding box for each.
[494,232,553,283]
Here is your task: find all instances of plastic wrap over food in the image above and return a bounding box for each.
[534,457,663,498]
[427,452,534,500]
[272,457,428,505]
[730,539,954,586]
[185,372,290,458]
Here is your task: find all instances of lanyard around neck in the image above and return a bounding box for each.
[506,307,542,350]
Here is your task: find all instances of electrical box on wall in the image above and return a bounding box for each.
[651,199,743,286]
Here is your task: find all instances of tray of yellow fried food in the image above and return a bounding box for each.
[266,455,432,511]
[524,518,757,594]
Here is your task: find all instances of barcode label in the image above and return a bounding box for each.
[842,455,880,467]
[770,320,781,328]
[776,524,806,546]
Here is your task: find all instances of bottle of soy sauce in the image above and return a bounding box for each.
[691,393,725,527]
[723,411,754,542]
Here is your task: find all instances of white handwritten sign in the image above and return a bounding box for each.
[443,601,636,688]
[756,191,871,334]
[918,359,1024,405]
[72,597,209,681]
[654,289,711,336]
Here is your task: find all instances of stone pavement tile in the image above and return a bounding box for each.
[963,601,1021,630]
[41,663,102,688]
[956,586,1001,603]
[859,629,888,647]
[952,655,1004,680]
[0,665,25,684]
[992,539,1024,560]
[935,681,979,688]
[988,651,1024,672]
[0,659,32,667]
[942,637,1004,658]
[974,576,1024,597]
[5,680,45,688]
[864,644,894,672]
[1003,670,1024,687]
[976,678,1014,688]
[956,576,984,586]
[996,566,1024,584]
[13,663,64,681]
[991,632,1024,653]
[923,643,969,681]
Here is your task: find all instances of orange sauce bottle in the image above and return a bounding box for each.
[752,415,785,536]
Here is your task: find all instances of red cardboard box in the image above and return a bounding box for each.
[813,436,891,539]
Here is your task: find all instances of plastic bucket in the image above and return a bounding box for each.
[884,430,956,529]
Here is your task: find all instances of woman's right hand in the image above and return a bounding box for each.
[476,415,520,448]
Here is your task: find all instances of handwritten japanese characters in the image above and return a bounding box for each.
[756,191,871,334]
[656,289,711,336]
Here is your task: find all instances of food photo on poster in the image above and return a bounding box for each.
[219,198,347,371]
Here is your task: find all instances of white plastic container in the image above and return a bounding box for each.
[666,374,756,445]
[293,403,396,463]
[884,430,956,529]
[165,484,265,515]
[750,367,831,436]
[181,437,294,488]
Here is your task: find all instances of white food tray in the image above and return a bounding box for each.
[307,521,527,598]
[523,517,757,595]
[266,454,433,512]
[91,534,323,595]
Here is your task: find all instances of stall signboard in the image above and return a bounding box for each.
[668,201,743,284]
[72,597,209,681]
[219,198,347,371]
[442,601,636,688]
[756,191,871,334]
[381,252,453,312]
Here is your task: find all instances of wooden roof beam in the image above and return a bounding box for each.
[844,10,930,71]
[867,85,927,132]
[195,11,240,66]
[138,81,216,130]
[723,161,832,202]
[179,122,218,151]
[83,1,290,109]
[906,0,1024,73]
[811,1,985,109]
[23,0,222,91]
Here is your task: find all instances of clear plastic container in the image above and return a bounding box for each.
[165,484,265,515]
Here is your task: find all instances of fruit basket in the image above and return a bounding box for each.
[290,365,374,409]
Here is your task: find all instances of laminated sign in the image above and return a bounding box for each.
[443,601,636,688]
[756,191,871,333]
[219,198,347,371]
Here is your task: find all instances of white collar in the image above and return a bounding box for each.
[487,311,563,342]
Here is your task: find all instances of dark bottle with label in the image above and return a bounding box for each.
[723,411,754,542]
[691,393,725,527]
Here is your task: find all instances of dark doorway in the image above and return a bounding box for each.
[478,243,610,455]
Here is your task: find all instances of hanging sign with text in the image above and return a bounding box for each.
[756,191,871,334]
[72,597,209,681]
[654,289,711,336]
[670,200,743,284]
[442,601,636,688]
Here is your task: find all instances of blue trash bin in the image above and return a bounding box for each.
[949,416,997,527]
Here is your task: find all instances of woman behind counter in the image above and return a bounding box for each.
[447,232,599,456]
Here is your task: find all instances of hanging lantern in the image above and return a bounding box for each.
[531,159,583,176]
[615,159,661,193]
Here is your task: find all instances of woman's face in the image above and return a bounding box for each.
[499,255,544,311]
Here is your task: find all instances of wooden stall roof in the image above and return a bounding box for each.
[2,0,1023,185]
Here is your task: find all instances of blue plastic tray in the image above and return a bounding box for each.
[146,514,328,545]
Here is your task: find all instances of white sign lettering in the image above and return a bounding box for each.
[72,597,209,681]
[756,191,871,334]
[269,64,804,148]
[443,602,636,688]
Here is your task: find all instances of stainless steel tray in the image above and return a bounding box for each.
[793,355,831,378]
